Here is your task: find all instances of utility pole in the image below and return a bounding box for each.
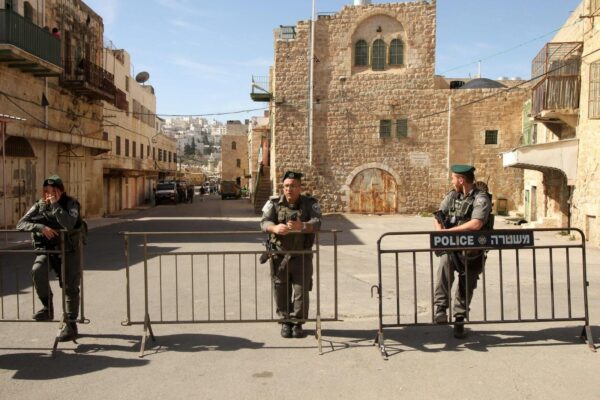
[307,0,316,165]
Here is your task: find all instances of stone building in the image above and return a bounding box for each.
[221,132,249,188]
[98,48,177,215]
[503,0,600,246]
[0,0,111,226]
[258,0,528,214]
[248,114,271,211]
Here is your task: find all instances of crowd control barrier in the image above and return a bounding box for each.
[372,228,594,359]
[121,230,339,357]
[0,230,87,357]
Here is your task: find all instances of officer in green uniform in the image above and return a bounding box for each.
[260,171,322,338]
[433,165,491,338]
[17,175,84,342]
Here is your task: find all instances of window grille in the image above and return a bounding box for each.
[485,130,498,145]
[355,40,368,66]
[379,120,391,138]
[396,119,408,137]
[589,61,600,118]
[372,39,385,71]
[389,39,404,65]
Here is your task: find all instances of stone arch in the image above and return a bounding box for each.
[1,136,36,157]
[348,12,408,74]
[342,163,403,213]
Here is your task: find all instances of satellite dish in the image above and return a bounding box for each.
[135,71,150,83]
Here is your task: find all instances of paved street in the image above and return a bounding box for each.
[1,195,599,399]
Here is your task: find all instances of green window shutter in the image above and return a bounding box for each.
[355,40,368,66]
[485,130,498,145]
[372,39,385,71]
[396,118,408,137]
[389,39,404,65]
[380,120,391,138]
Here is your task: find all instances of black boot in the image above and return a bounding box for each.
[453,316,467,339]
[32,296,54,321]
[58,321,78,342]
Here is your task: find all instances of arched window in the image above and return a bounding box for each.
[389,39,404,66]
[23,2,35,21]
[372,39,385,71]
[1,136,35,157]
[232,141,237,150]
[355,40,368,66]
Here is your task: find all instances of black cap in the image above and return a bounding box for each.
[282,171,303,182]
[43,174,63,188]
[450,164,476,175]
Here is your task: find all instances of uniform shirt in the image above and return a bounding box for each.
[260,194,322,251]
[17,193,82,249]
[439,188,491,227]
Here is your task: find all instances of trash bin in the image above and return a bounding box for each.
[496,198,508,216]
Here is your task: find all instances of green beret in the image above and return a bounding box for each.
[43,175,63,187]
[282,171,303,182]
[451,164,475,175]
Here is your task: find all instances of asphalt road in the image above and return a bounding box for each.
[1,194,599,400]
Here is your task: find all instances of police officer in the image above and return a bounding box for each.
[17,175,84,342]
[260,171,322,338]
[433,165,491,338]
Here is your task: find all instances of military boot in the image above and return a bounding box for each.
[434,305,447,324]
[453,316,466,339]
[58,321,78,342]
[280,323,292,338]
[291,324,306,338]
[32,296,53,321]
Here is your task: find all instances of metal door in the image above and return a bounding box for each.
[349,168,397,214]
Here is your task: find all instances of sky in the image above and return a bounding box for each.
[83,0,582,122]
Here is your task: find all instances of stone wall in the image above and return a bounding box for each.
[270,1,526,213]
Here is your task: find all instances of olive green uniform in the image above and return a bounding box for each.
[433,188,491,318]
[17,194,83,320]
[260,194,322,324]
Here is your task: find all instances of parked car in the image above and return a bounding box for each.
[220,180,241,200]
[155,181,179,204]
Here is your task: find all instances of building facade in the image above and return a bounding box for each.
[503,0,600,246]
[97,48,177,215]
[1,0,111,226]
[261,0,528,214]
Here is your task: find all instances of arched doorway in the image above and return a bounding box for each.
[1,136,37,227]
[349,168,397,213]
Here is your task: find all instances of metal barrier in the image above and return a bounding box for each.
[0,229,87,357]
[372,228,594,359]
[121,230,339,357]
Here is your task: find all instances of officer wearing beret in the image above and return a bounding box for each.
[17,175,85,342]
[260,171,322,338]
[433,165,491,338]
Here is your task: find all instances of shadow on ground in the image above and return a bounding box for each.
[0,332,265,379]
[319,325,597,357]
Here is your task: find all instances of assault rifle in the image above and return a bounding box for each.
[433,210,464,273]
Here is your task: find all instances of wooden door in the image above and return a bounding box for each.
[349,168,397,214]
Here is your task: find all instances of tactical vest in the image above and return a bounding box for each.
[446,188,494,230]
[270,196,316,251]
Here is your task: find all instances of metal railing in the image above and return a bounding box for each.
[372,228,594,359]
[0,230,87,357]
[121,230,339,357]
[0,9,61,66]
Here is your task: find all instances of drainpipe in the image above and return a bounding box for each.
[2,121,7,242]
[447,94,452,174]
[307,0,316,166]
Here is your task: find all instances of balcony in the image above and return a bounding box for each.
[0,9,62,76]
[114,88,129,112]
[60,58,116,102]
[502,138,579,185]
[250,75,271,102]
[531,42,582,126]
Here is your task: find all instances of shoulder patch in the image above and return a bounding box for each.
[312,202,321,214]
[69,208,79,218]
[262,200,274,214]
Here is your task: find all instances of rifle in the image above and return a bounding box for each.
[433,210,464,273]
[259,240,277,264]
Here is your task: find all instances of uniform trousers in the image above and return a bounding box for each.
[271,253,313,324]
[31,247,81,318]
[433,252,485,318]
